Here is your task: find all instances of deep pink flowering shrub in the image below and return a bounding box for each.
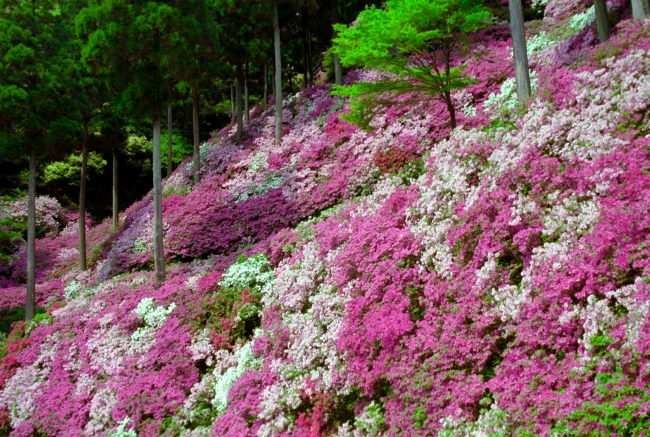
[3,9,650,437]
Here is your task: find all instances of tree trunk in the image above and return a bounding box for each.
[332,0,343,86]
[263,61,268,105]
[236,62,244,140]
[444,91,457,130]
[230,83,235,121]
[244,60,250,122]
[152,116,165,289]
[167,102,173,178]
[301,7,309,89]
[112,149,118,232]
[632,0,648,20]
[192,87,200,184]
[273,0,282,146]
[79,121,88,271]
[26,148,36,321]
[509,0,531,100]
[594,0,611,43]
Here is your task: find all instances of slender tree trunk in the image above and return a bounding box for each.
[167,102,173,178]
[332,0,343,86]
[444,91,457,130]
[263,61,268,105]
[230,83,235,121]
[273,0,282,146]
[632,0,648,20]
[26,148,36,321]
[307,24,313,86]
[79,121,88,271]
[509,0,531,100]
[244,61,250,122]
[152,116,165,289]
[594,0,611,43]
[192,87,200,184]
[112,149,118,232]
[301,7,309,89]
[236,62,244,140]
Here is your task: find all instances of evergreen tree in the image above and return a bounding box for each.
[0,0,81,319]
[78,0,192,288]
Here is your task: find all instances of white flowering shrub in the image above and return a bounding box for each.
[484,72,539,115]
[211,341,262,413]
[109,417,137,437]
[64,280,82,300]
[131,297,176,343]
[219,253,275,294]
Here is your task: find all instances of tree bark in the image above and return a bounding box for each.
[79,121,88,271]
[26,147,36,321]
[230,83,235,121]
[167,102,173,178]
[152,116,165,289]
[112,149,118,232]
[332,0,343,86]
[632,0,648,20]
[236,62,244,140]
[273,0,282,146]
[444,91,457,130]
[301,7,309,89]
[509,0,531,100]
[244,60,250,122]
[594,0,611,43]
[263,61,268,105]
[192,87,200,184]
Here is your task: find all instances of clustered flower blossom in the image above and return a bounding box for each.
[2,5,650,437]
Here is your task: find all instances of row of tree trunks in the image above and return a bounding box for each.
[244,61,250,122]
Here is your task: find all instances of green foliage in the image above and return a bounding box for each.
[43,152,107,185]
[0,216,24,263]
[0,306,46,336]
[333,0,491,128]
[0,0,82,159]
[553,370,650,435]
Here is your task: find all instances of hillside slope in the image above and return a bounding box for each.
[2,1,650,436]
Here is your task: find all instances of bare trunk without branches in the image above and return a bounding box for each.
[236,63,244,140]
[244,61,250,122]
[112,149,118,232]
[509,0,531,100]
[167,102,173,178]
[594,0,611,42]
[79,121,88,271]
[632,0,648,20]
[273,0,283,146]
[26,148,36,321]
[192,87,200,184]
[152,116,165,289]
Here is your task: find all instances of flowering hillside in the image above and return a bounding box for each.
[2,0,650,435]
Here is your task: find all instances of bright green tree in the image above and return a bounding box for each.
[0,0,81,320]
[333,0,491,129]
